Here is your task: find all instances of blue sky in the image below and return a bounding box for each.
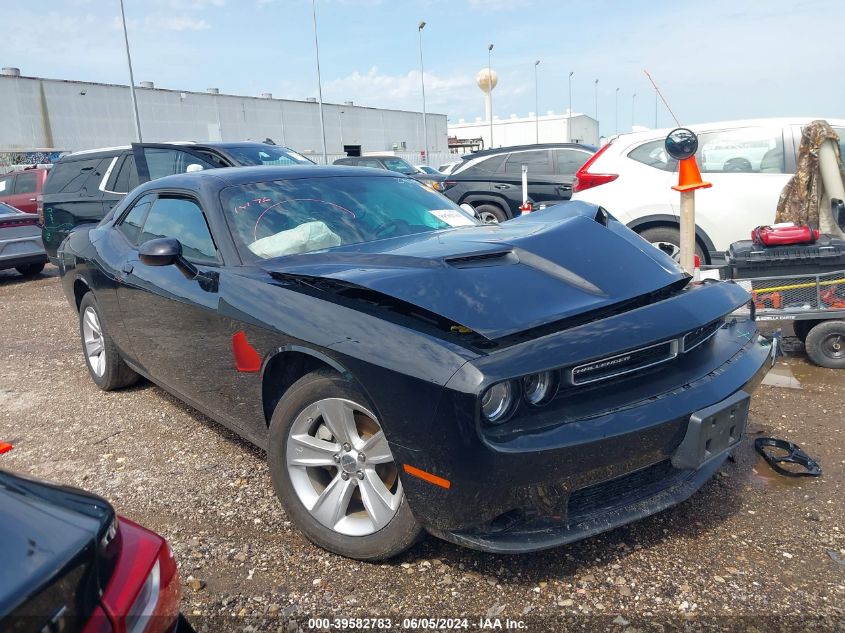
[3,0,843,136]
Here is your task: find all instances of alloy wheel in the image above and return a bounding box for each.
[478,211,500,224]
[286,398,401,536]
[654,240,681,261]
[82,306,106,377]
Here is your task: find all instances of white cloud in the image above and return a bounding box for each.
[323,66,474,112]
[113,14,211,31]
[163,0,225,9]
[468,0,532,9]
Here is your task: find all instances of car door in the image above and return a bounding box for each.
[113,194,239,422]
[551,147,594,192]
[498,149,566,207]
[131,144,221,183]
[7,172,39,213]
[692,125,792,251]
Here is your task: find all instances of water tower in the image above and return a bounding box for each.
[476,68,498,123]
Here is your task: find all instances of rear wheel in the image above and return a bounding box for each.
[267,370,423,560]
[638,226,706,264]
[78,293,140,390]
[475,203,508,224]
[16,262,45,277]
[804,320,845,369]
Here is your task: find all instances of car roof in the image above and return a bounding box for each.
[133,164,395,192]
[463,142,597,160]
[63,140,294,160]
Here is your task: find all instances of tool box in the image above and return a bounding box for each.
[727,235,845,279]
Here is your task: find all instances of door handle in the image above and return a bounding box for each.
[121,262,134,275]
[493,184,511,189]
[28,197,37,201]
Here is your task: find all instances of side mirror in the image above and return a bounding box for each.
[665,127,699,161]
[185,163,204,173]
[139,237,182,266]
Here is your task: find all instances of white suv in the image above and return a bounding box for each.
[571,118,845,262]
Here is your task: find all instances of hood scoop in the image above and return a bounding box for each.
[445,249,518,268]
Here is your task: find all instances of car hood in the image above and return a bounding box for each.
[262,202,689,340]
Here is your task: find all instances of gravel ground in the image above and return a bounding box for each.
[1,266,843,633]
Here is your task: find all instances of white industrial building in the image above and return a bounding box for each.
[0,68,447,164]
[448,110,600,149]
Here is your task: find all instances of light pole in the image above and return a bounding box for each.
[311,0,328,164]
[615,87,620,135]
[631,92,637,131]
[417,21,429,164]
[487,43,494,148]
[339,109,344,149]
[119,0,142,142]
[534,60,540,144]
[594,78,599,138]
[568,71,574,142]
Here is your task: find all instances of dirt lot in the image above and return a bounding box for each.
[1,266,843,633]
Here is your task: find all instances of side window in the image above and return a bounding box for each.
[139,148,218,180]
[44,158,105,194]
[116,193,155,245]
[358,159,383,168]
[110,156,139,194]
[0,176,12,194]
[553,149,591,176]
[14,172,37,194]
[139,197,218,264]
[697,127,785,174]
[504,150,552,175]
[628,140,678,172]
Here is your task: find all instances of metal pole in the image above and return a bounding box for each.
[488,44,494,148]
[615,87,619,135]
[631,92,637,130]
[311,0,328,164]
[418,21,429,164]
[594,78,599,139]
[568,71,574,143]
[119,0,142,142]
[534,60,540,144]
[679,190,696,274]
[339,109,344,149]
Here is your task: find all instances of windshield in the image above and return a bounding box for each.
[381,157,417,175]
[224,145,314,167]
[221,175,478,260]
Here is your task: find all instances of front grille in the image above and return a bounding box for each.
[682,318,725,352]
[567,339,678,386]
[567,460,680,520]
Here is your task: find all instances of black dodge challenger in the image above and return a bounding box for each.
[57,165,775,560]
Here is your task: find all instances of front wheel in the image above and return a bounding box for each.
[474,203,508,224]
[804,320,845,369]
[267,370,423,560]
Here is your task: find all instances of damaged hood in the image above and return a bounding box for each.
[261,203,689,340]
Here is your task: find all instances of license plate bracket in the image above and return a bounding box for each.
[671,390,750,470]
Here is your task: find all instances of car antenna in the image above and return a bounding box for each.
[643,69,681,127]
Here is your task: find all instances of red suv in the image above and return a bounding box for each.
[0,167,50,214]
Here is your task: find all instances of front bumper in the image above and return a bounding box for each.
[395,320,773,553]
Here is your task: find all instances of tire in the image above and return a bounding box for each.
[804,320,845,369]
[638,226,706,264]
[16,262,45,277]
[475,203,508,224]
[78,293,140,391]
[792,319,820,344]
[267,370,423,560]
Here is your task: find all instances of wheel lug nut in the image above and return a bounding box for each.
[342,443,351,451]
[341,472,349,481]
[333,454,341,463]
[356,470,364,480]
[358,453,366,462]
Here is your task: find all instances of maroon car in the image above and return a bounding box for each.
[0,167,50,214]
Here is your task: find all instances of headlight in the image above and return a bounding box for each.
[429,180,443,191]
[522,371,558,406]
[481,381,517,424]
